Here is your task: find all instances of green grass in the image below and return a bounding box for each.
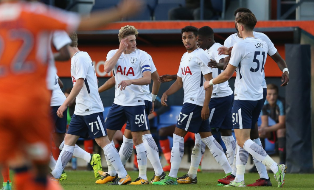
[60,170,314,190]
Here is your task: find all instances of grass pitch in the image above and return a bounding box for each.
[60,170,314,190]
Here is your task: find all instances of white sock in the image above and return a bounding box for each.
[135,143,147,180]
[51,145,74,178]
[221,135,236,166]
[231,147,237,176]
[188,133,204,179]
[49,154,56,170]
[105,141,117,176]
[59,140,91,164]
[119,136,133,165]
[103,143,127,178]
[202,136,232,174]
[243,139,278,174]
[235,144,249,182]
[73,144,91,163]
[169,134,184,178]
[252,138,269,179]
[142,134,163,176]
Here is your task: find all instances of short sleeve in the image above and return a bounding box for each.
[277,100,285,115]
[106,50,116,61]
[52,30,71,50]
[224,36,233,48]
[229,43,244,67]
[148,55,157,73]
[213,47,228,63]
[197,51,212,75]
[74,55,89,79]
[255,32,277,56]
[28,3,80,32]
[139,53,151,73]
[262,105,268,116]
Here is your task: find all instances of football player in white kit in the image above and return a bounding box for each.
[48,31,103,181]
[101,25,155,185]
[97,53,165,184]
[204,12,286,188]
[177,26,236,185]
[210,8,289,187]
[51,33,131,185]
[153,26,231,185]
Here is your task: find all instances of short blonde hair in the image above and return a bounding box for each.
[69,32,78,47]
[118,25,138,41]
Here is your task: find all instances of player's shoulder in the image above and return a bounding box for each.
[209,42,223,51]
[108,49,118,55]
[136,49,151,59]
[75,51,91,61]
[226,33,238,40]
[253,31,271,41]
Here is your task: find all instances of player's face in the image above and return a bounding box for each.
[182,32,197,51]
[266,89,278,105]
[197,35,210,50]
[125,35,137,51]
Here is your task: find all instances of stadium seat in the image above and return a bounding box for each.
[257,116,277,155]
[125,5,152,21]
[91,0,119,12]
[154,0,185,20]
[210,0,226,20]
[158,106,181,125]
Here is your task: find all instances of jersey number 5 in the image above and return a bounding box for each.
[251,51,266,72]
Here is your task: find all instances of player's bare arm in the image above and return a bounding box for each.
[201,73,213,120]
[151,71,161,112]
[204,64,236,90]
[161,76,183,106]
[58,78,64,89]
[118,71,151,90]
[54,44,71,61]
[218,46,233,56]
[159,74,177,83]
[57,78,84,118]
[99,76,115,93]
[208,56,230,70]
[77,0,143,31]
[104,38,128,73]
[270,52,289,86]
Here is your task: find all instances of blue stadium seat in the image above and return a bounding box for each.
[158,106,181,125]
[125,5,152,21]
[154,0,185,20]
[103,106,111,119]
[91,0,119,12]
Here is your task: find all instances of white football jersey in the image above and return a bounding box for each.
[47,30,71,90]
[206,43,233,98]
[229,38,268,100]
[71,51,104,115]
[177,48,212,106]
[50,72,66,106]
[142,54,157,102]
[107,49,151,106]
[224,31,277,88]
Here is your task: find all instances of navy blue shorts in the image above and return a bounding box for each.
[51,106,67,134]
[208,94,233,130]
[67,112,106,139]
[176,103,210,133]
[105,104,149,132]
[232,99,264,130]
[125,100,151,131]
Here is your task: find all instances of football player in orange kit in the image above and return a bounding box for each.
[0,0,143,189]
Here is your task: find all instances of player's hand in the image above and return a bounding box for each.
[118,80,132,90]
[119,38,128,52]
[57,105,67,118]
[281,72,289,86]
[208,59,218,68]
[204,81,211,90]
[159,75,174,83]
[218,46,233,55]
[161,93,168,106]
[117,0,144,18]
[258,127,268,138]
[201,106,210,120]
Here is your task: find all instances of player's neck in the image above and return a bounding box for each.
[70,47,80,57]
[124,49,135,54]
[207,41,215,49]
[187,46,198,53]
[241,31,254,39]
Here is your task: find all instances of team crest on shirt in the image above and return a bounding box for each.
[130,57,138,64]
